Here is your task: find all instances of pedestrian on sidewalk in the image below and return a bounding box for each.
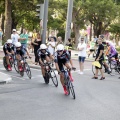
[65,38,73,56]
[47,37,55,56]
[92,38,105,80]
[32,33,41,65]
[19,29,28,55]
[11,29,20,45]
[77,36,87,74]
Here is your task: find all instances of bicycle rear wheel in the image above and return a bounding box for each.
[3,57,9,71]
[69,81,76,99]
[24,62,32,79]
[50,69,58,87]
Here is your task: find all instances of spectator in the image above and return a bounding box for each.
[65,38,72,56]
[47,37,55,56]
[11,29,20,45]
[88,40,96,58]
[48,31,57,42]
[92,38,105,80]
[20,29,28,54]
[32,33,42,65]
[56,36,63,46]
[0,29,3,46]
[31,29,37,53]
[77,36,87,74]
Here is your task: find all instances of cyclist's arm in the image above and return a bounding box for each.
[55,63,60,72]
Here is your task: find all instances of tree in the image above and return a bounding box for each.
[4,0,12,40]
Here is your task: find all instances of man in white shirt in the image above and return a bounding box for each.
[11,29,20,45]
[77,36,87,74]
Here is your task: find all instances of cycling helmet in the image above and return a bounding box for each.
[15,42,21,47]
[57,44,64,51]
[40,44,47,50]
[7,39,12,44]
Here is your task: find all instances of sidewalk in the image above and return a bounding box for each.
[0,72,12,84]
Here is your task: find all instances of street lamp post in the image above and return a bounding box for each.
[64,0,74,45]
[42,0,49,44]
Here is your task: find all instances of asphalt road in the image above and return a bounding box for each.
[0,61,120,120]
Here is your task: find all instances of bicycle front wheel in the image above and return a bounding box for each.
[50,69,58,87]
[24,62,32,79]
[14,60,19,73]
[69,81,76,99]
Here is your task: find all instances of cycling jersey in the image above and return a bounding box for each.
[15,45,27,56]
[37,49,51,60]
[3,43,15,55]
[109,46,118,58]
[54,50,71,71]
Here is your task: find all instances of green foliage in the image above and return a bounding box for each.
[57,30,65,41]
[109,23,120,35]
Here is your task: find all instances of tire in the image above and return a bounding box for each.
[19,70,24,77]
[69,81,76,99]
[50,69,58,87]
[14,60,19,73]
[3,57,9,71]
[45,72,49,84]
[24,62,32,79]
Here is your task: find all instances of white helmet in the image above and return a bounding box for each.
[40,44,47,49]
[15,42,21,47]
[57,44,64,51]
[7,39,12,44]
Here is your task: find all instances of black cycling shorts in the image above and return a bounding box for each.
[58,59,68,71]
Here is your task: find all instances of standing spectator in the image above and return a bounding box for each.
[32,33,41,65]
[47,37,56,56]
[77,36,87,74]
[20,29,28,50]
[65,38,72,56]
[92,38,105,80]
[31,29,37,53]
[48,31,57,42]
[56,36,63,46]
[11,29,20,45]
[0,29,3,46]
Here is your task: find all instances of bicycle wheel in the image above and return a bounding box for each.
[45,72,49,84]
[24,62,32,79]
[19,70,24,77]
[3,57,9,71]
[14,60,19,73]
[69,81,75,99]
[50,69,58,87]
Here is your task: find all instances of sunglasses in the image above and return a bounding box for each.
[16,47,21,49]
[57,50,63,53]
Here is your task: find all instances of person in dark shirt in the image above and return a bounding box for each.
[32,33,42,65]
[92,38,105,80]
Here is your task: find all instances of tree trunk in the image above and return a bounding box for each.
[73,23,80,47]
[4,0,12,41]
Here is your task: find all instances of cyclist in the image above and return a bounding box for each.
[37,44,54,83]
[106,41,118,61]
[15,42,31,71]
[54,44,76,95]
[3,39,15,71]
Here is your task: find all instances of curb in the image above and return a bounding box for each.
[0,72,12,84]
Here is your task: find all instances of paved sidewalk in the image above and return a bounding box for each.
[0,72,12,84]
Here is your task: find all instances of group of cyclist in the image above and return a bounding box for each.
[3,39,75,95]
